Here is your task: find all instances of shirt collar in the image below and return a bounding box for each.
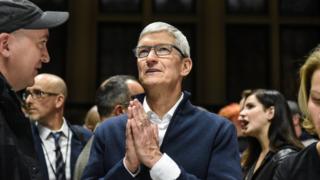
[143,92,184,120]
[37,118,69,140]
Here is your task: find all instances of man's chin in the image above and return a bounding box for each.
[29,118,38,122]
[142,77,162,85]
[142,81,161,88]
[28,115,40,122]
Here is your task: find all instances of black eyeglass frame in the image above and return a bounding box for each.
[133,44,187,59]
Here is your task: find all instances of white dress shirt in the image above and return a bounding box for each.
[124,93,184,179]
[37,118,73,180]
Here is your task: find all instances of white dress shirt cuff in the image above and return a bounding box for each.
[123,158,140,177]
[150,153,181,180]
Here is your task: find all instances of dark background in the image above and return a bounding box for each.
[31,0,320,124]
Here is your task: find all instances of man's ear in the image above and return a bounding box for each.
[0,33,10,58]
[113,104,125,116]
[181,58,192,77]
[55,95,65,108]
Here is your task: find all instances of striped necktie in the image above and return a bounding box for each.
[51,132,66,180]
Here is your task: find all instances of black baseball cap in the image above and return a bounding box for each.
[0,0,69,33]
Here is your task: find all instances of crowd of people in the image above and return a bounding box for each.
[0,0,319,180]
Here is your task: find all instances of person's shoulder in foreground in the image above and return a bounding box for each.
[273,142,320,180]
[0,0,68,179]
[274,45,320,180]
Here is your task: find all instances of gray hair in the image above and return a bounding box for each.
[139,22,190,58]
[95,75,136,118]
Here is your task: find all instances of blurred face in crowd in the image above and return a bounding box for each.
[308,69,320,137]
[239,94,273,138]
[0,29,50,91]
[136,31,192,90]
[24,75,63,124]
[84,106,100,132]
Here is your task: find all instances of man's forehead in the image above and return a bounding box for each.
[138,31,174,44]
[30,77,51,89]
[15,29,49,40]
[26,86,44,91]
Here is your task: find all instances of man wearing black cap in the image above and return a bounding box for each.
[0,0,69,179]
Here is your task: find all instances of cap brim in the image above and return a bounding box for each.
[24,11,69,29]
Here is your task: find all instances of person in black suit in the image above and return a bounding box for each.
[0,1,68,179]
[82,22,242,180]
[24,73,92,180]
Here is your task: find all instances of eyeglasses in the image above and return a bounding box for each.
[22,89,59,101]
[133,44,187,59]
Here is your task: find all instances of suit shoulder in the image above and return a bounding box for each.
[71,125,93,140]
[94,114,127,135]
[183,106,235,137]
[196,109,233,127]
[98,114,127,129]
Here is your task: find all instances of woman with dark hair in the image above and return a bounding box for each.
[273,46,320,180]
[239,89,304,180]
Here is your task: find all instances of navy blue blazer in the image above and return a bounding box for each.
[32,123,92,180]
[82,92,242,180]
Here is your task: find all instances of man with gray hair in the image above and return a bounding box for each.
[0,0,68,179]
[95,75,144,120]
[83,22,241,179]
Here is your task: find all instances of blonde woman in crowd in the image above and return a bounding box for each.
[274,46,320,180]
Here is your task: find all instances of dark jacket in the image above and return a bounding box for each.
[0,75,42,180]
[32,123,92,180]
[273,142,320,180]
[244,146,299,180]
[82,92,242,180]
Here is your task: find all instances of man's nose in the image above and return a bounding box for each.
[145,49,159,64]
[147,49,158,59]
[24,94,33,104]
[41,48,50,63]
